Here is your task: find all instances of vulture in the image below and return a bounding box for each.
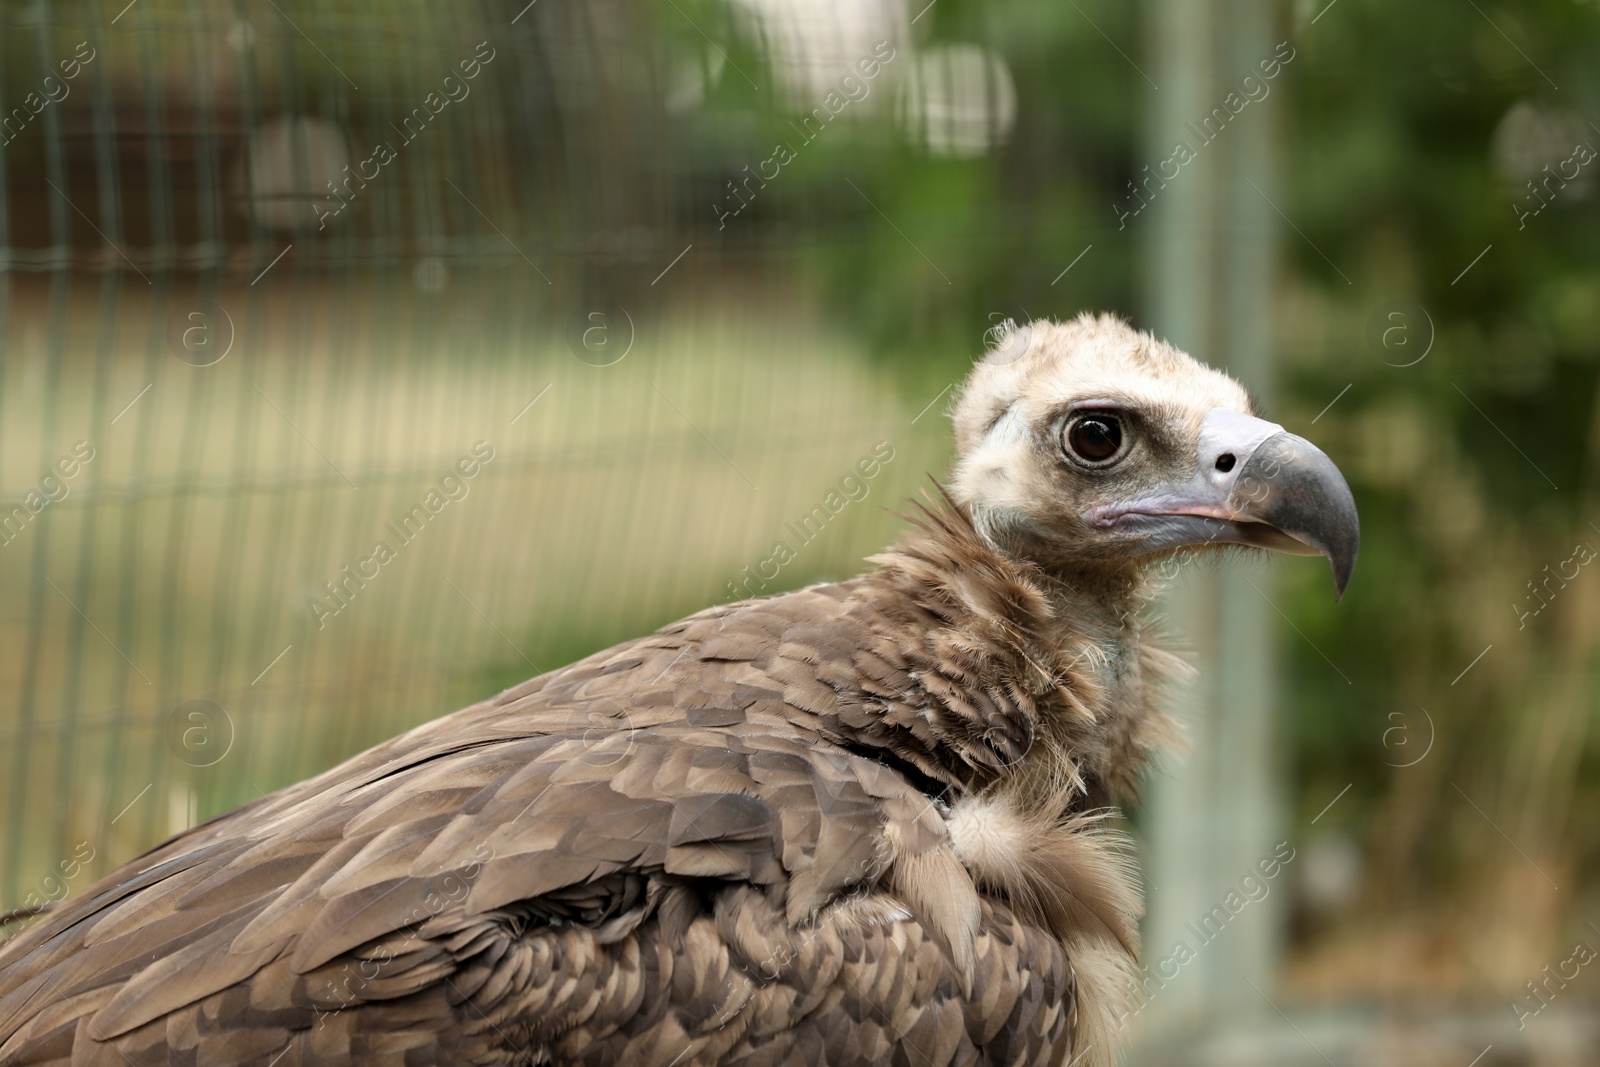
[0,314,1358,1067]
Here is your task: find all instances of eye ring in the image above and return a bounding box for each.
[1063,412,1128,466]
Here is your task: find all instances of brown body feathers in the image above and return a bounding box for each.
[0,500,1175,1067]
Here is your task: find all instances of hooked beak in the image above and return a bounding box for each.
[1086,409,1360,599]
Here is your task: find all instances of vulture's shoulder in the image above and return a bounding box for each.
[0,582,1088,1066]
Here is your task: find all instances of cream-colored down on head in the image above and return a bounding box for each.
[947,312,1256,574]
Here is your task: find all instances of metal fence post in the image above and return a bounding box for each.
[1137,0,1284,1046]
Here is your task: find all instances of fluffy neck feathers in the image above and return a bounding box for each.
[847,496,1183,806]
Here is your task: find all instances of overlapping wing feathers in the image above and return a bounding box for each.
[0,590,1081,1066]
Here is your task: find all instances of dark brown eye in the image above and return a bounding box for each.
[1065,414,1124,464]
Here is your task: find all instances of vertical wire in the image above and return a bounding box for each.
[227,0,277,805]
[0,7,18,906]
[303,0,368,766]
[426,1,506,726]
[260,7,331,793]
[62,0,129,864]
[101,1,172,873]
[4,10,75,903]
[193,0,251,811]
[353,0,456,758]
[132,0,183,852]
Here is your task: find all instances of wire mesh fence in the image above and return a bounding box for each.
[7,0,1600,1061]
[0,0,1075,915]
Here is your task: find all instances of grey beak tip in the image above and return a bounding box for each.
[1325,490,1359,603]
[1328,514,1358,602]
[1332,557,1353,601]
[1235,431,1360,601]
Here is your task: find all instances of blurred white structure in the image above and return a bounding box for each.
[898,44,1017,157]
[725,0,909,112]
[239,115,350,231]
[1492,101,1595,198]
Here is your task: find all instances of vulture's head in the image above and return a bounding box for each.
[950,313,1359,598]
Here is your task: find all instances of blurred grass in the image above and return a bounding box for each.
[0,274,953,899]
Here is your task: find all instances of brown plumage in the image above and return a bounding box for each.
[0,314,1357,1066]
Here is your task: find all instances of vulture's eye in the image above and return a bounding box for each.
[1064,413,1126,465]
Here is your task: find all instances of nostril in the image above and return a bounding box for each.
[1215,453,1236,473]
